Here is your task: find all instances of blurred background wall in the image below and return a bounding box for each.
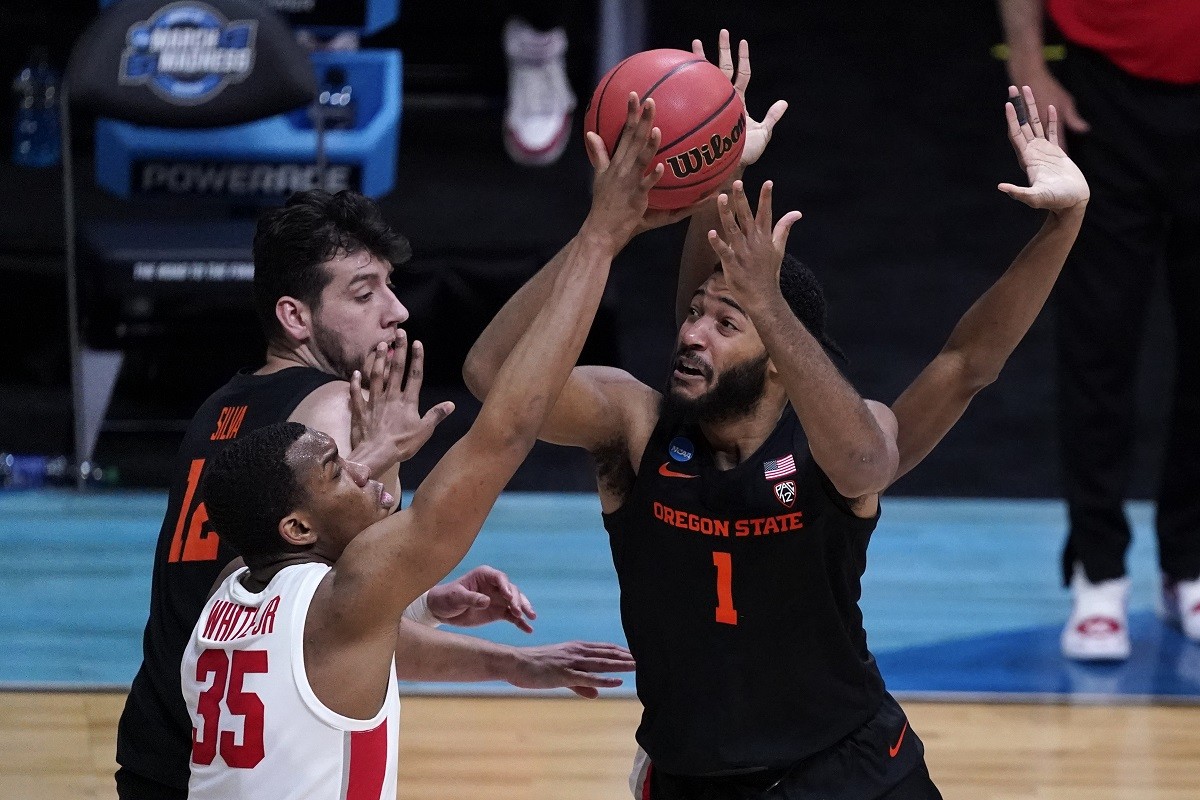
[0,0,1175,495]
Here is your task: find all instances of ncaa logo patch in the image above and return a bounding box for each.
[773,480,796,508]
[120,2,257,105]
[668,437,694,463]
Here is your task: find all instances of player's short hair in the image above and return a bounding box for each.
[252,190,412,341]
[778,254,845,362]
[203,421,309,565]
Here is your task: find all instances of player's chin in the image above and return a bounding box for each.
[668,375,708,397]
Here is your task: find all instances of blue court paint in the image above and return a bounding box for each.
[1,491,1195,702]
[877,612,1200,700]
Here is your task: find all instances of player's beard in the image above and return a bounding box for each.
[661,351,770,426]
[310,318,362,381]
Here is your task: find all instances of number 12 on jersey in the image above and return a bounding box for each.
[712,552,738,625]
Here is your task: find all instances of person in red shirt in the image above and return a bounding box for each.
[998,0,1200,661]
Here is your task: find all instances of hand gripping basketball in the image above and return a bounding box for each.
[586,49,747,210]
[584,92,664,246]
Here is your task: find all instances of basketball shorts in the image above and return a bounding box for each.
[629,693,942,800]
[115,766,187,800]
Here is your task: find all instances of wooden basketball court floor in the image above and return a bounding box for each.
[2,694,1198,799]
[3,492,1199,797]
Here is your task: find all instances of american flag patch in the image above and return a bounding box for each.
[763,454,796,480]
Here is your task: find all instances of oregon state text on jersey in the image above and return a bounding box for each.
[602,405,886,775]
[117,367,339,790]
[183,563,400,800]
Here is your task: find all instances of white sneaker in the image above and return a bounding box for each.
[503,17,576,167]
[1160,575,1200,642]
[1061,566,1131,661]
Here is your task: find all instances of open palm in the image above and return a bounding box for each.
[999,85,1089,211]
[692,30,787,169]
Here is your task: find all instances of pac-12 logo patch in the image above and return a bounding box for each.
[120,2,257,105]
[668,437,694,463]
[773,480,797,508]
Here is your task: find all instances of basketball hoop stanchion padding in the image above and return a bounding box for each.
[95,50,401,200]
[63,0,405,481]
[91,0,403,200]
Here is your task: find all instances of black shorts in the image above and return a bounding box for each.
[115,767,187,800]
[637,694,942,800]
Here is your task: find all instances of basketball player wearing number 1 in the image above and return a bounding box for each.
[464,30,1089,799]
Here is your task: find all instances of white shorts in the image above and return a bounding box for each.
[628,746,651,799]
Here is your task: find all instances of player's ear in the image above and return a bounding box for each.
[275,296,313,344]
[278,512,316,547]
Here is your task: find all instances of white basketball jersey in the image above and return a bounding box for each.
[182,563,400,799]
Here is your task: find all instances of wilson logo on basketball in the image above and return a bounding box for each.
[664,114,746,180]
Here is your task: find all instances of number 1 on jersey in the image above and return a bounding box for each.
[712,552,738,625]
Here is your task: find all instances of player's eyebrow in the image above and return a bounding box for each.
[717,296,746,316]
[693,286,746,317]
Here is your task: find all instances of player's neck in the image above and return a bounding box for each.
[700,400,787,470]
[258,339,330,376]
[241,552,332,592]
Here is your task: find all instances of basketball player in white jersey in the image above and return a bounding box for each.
[179,93,663,799]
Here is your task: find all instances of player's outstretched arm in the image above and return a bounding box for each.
[463,94,664,453]
[709,180,899,499]
[338,94,664,629]
[888,85,1088,484]
[461,248,648,453]
[393,620,634,698]
[302,102,661,720]
[677,29,787,326]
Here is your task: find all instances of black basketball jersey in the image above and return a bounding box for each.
[602,405,887,775]
[116,366,338,789]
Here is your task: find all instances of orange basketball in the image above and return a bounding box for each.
[585,49,746,210]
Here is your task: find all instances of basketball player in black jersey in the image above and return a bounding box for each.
[464,31,1090,799]
[113,189,611,798]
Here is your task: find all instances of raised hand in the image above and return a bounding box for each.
[583,92,664,247]
[506,641,636,698]
[707,180,803,305]
[1005,63,1090,140]
[425,565,537,633]
[349,329,454,470]
[997,85,1090,215]
[692,29,787,169]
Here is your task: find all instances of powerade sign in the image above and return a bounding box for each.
[120,3,257,105]
[134,160,361,198]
